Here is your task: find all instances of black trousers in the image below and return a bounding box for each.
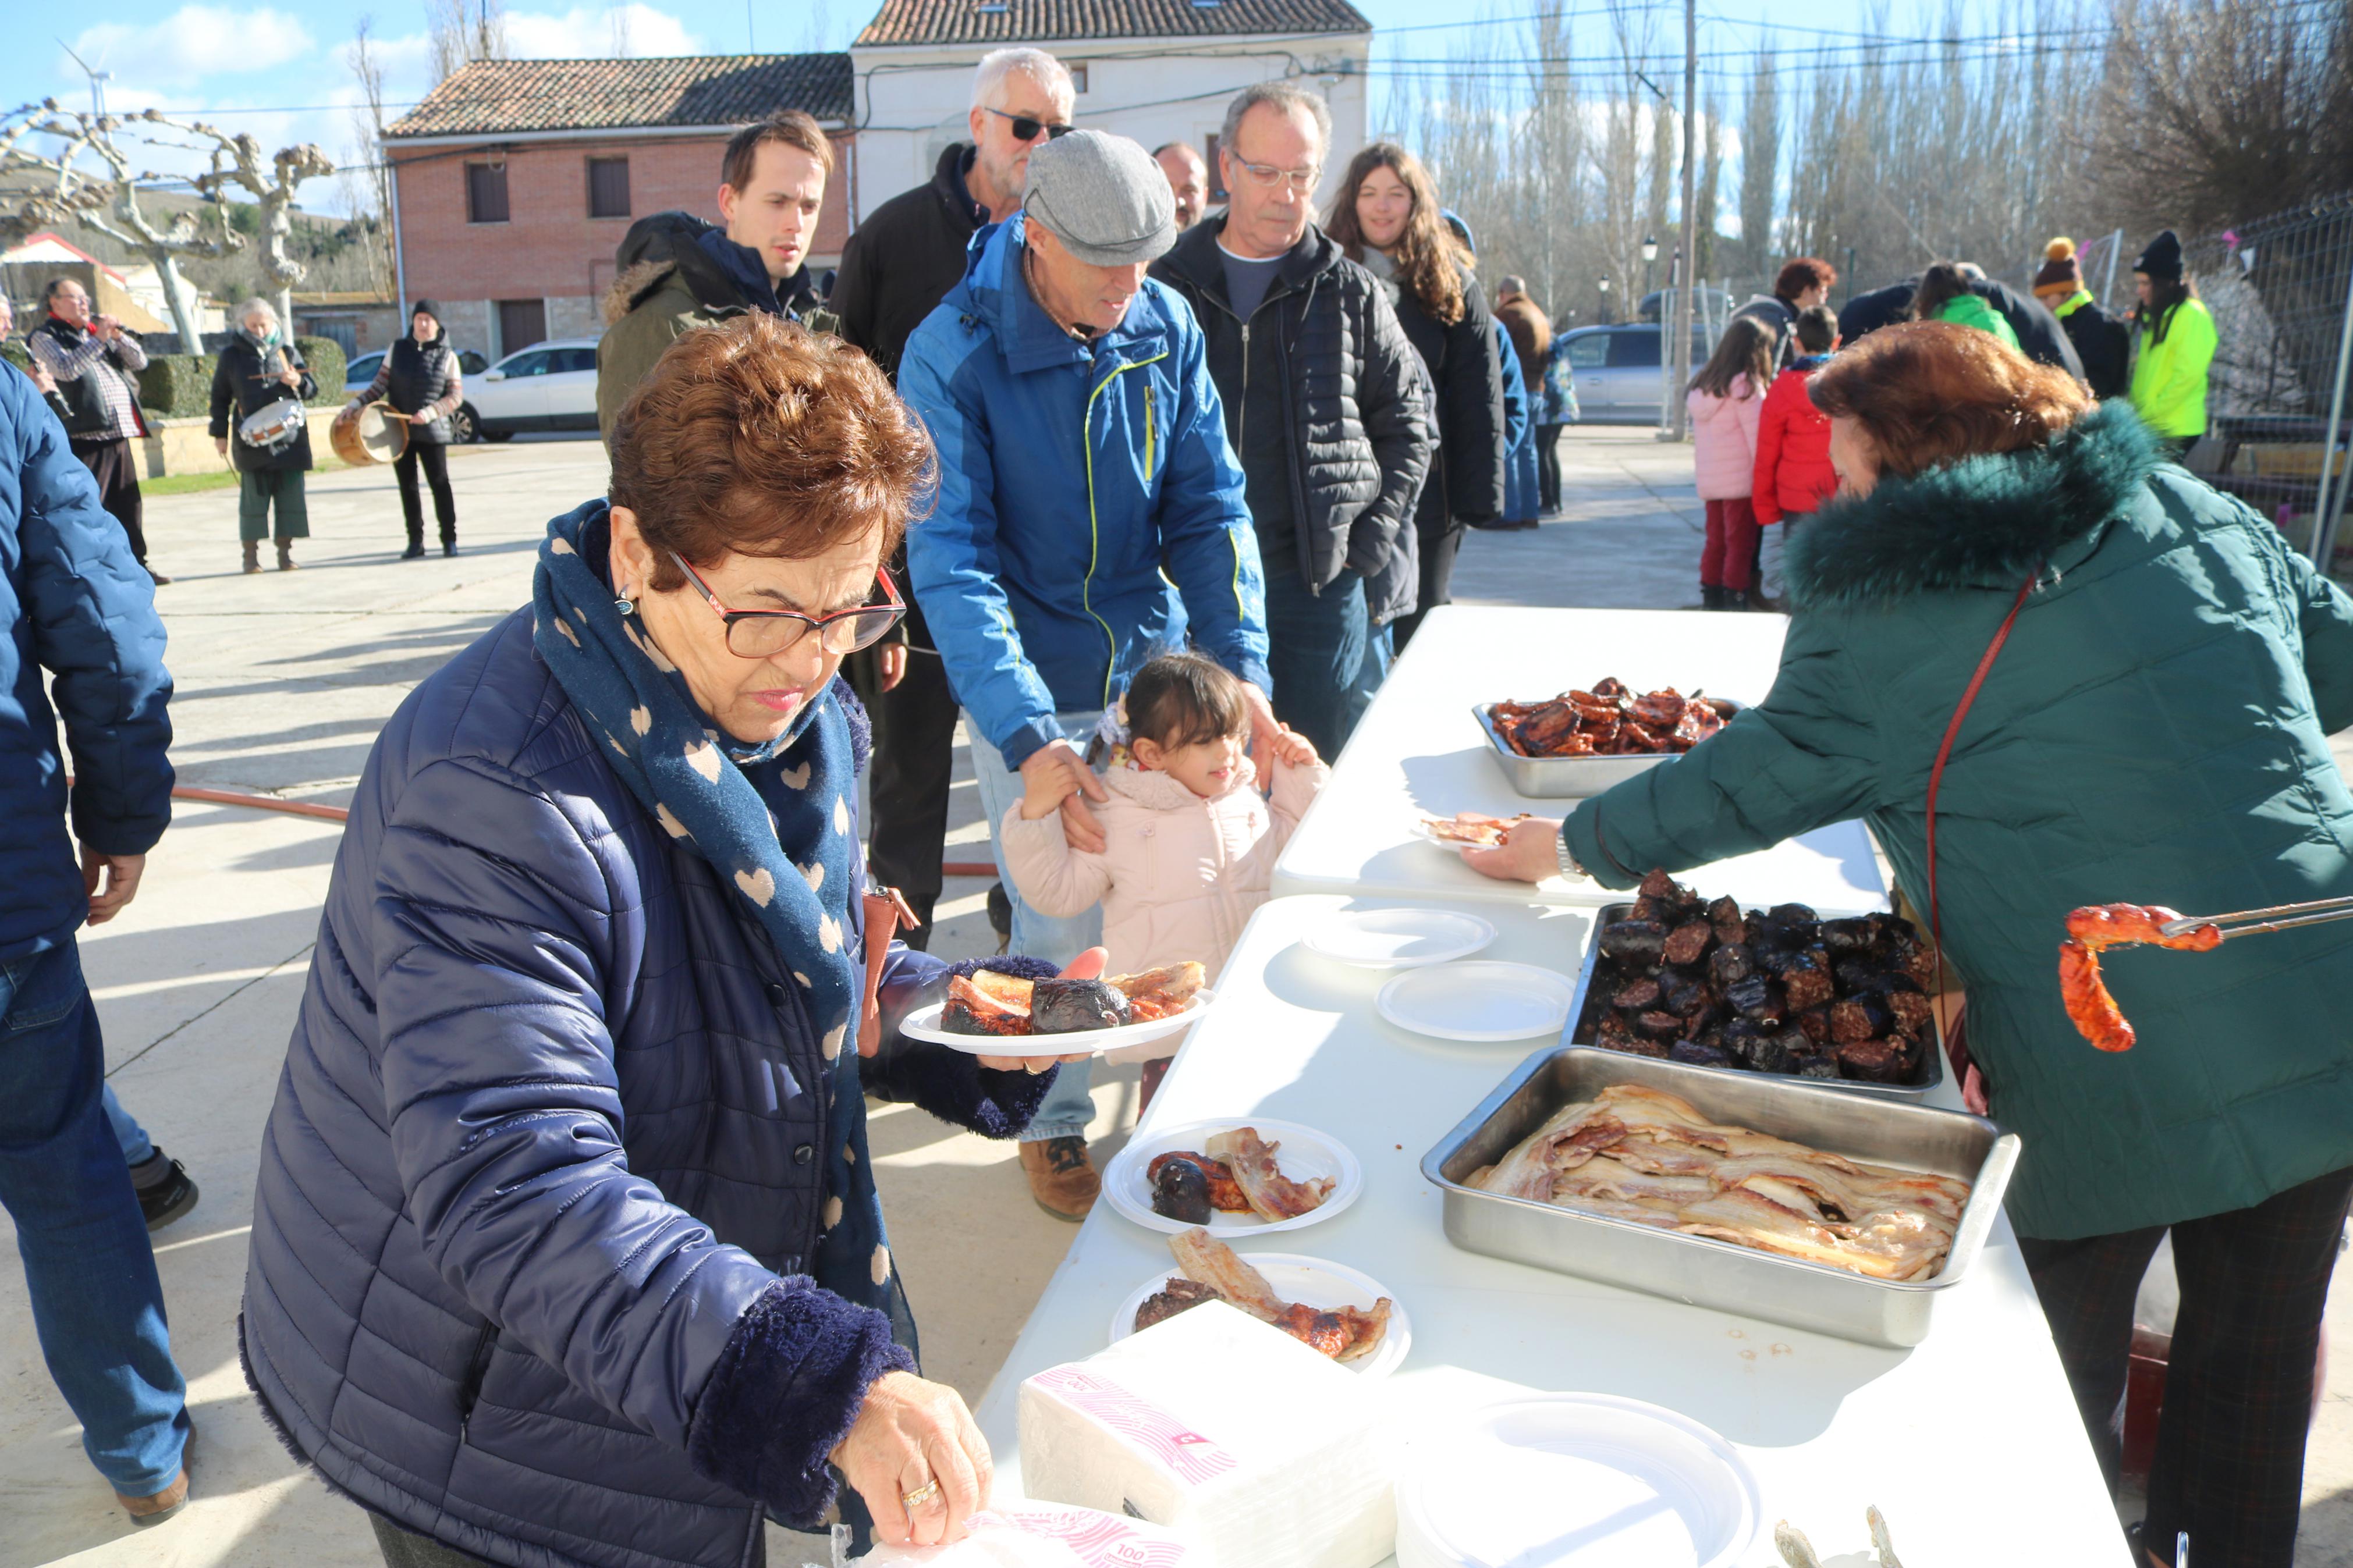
[396,442,457,542]
[1535,422,1565,514]
[74,438,148,564]
[844,638,959,950]
[1390,524,1464,652]
[2019,1164,2353,1568]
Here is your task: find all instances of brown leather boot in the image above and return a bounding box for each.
[276,540,300,571]
[1019,1136,1098,1221]
[116,1468,187,1524]
[241,541,261,575]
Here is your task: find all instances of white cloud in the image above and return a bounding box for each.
[65,6,315,87]
[505,4,703,59]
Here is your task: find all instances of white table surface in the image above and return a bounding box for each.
[1273,605,1888,915]
[971,893,2130,1566]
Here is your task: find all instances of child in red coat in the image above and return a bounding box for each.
[1752,305,1843,532]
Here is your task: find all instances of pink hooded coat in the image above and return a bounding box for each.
[1000,754,1327,1055]
[1686,375,1764,500]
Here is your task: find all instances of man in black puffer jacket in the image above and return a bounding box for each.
[1152,82,1431,760]
[1839,265,2088,385]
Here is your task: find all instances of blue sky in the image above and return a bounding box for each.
[2,0,2005,217]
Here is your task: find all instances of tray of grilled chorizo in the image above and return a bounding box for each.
[1474,678,1740,798]
[1566,870,1945,1100]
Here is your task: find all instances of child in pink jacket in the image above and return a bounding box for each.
[1684,314,1777,610]
[1002,653,1328,1081]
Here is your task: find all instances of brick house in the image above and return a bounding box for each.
[382,54,854,363]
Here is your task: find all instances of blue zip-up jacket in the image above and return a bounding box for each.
[899,215,1270,769]
[0,364,172,962]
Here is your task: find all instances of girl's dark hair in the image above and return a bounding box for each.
[1324,142,1471,326]
[1690,315,1776,399]
[1125,652,1250,752]
[1910,262,1974,323]
[2143,275,2198,346]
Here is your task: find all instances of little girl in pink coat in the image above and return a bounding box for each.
[1002,653,1329,1083]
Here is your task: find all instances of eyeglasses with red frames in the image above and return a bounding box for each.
[669,552,907,659]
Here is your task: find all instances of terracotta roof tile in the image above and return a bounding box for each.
[387,54,853,138]
[856,0,1370,46]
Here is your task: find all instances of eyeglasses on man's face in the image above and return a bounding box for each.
[669,553,907,660]
[986,106,1074,144]
[1231,158,1321,193]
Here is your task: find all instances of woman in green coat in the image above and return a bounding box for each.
[1470,321,2353,1568]
[1912,260,2020,350]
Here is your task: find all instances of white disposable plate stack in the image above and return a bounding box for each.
[1376,961,1577,1042]
[1304,907,1499,969]
[1395,1395,1759,1568]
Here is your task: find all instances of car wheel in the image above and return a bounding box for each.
[453,403,494,443]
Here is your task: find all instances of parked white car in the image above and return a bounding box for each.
[467,338,601,439]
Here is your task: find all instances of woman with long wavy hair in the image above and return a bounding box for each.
[1327,141,1505,652]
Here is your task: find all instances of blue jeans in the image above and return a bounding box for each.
[104,1083,154,1166]
[1350,621,1393,714]
[1264,568,1370,763]
[0,942,188,1494]
[968,709,1106,1143]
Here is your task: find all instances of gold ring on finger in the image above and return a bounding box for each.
[901,1480,942,1513]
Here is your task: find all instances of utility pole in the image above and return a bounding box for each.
[1667,0,1698,440]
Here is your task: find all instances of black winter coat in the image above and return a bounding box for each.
[1383,262,1505,536]
[1839,277,2087,385]
[2058,297,2132,400]
[832,143,985,386]
[208,335,315,474]
[1152,220,1433,593]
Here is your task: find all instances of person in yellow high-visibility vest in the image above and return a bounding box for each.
[2127,230,2219,460]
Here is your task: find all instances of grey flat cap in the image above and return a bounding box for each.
[1023,130,1177,268]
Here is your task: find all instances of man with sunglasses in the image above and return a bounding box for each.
[1152,82,1431,763]
[831,47,1077,957]
[899,130,1273,1220]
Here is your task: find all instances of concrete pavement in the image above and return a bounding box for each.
[3,428,2349,1564]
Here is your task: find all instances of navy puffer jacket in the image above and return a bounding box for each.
[242,606,1049,1568]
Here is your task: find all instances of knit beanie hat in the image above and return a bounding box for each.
[409,298,443,328]
[2133,230,2184,282]
[1023,131,1176,268]
[2032,237,2084,299]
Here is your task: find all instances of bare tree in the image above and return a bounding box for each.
[344,16,395,293]
[0,101,236,347]
[183,129,336,328]
[429,0,508,84]
[1738,48,1779,278]
[1695,87,1724,281]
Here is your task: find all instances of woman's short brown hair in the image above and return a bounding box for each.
[608,312,934,590]
[1807,321,2092,481]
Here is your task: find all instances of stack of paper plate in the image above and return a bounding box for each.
[1395,1395,1759,1568]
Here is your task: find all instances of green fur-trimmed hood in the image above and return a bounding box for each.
[1785,400,2165,607]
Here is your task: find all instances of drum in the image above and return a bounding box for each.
[238,397,308,454]
[330,401,409,466]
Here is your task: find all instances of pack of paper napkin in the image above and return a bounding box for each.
[1017,1301,1395,1568]
[852,1505,1191,1567]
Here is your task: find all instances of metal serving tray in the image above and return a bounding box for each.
[1421,1046,2020,1347]
[1568,902,1945,1101]
[1472,705,1669,798]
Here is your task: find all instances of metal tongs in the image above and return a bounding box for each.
[2160,895,2353,942]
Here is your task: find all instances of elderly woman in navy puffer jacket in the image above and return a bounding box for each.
[241,315,1088,1568]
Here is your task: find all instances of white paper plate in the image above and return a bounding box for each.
[1396,1395,1760,1568]
[1377,961,1577,1042]
[899,989,1214,1059]
[1110,1253,1410,1379]
[1102,1119,1364,1237]
[1304,907,1499,969]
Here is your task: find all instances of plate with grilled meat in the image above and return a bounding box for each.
[1112,1229,1408,1378]
[902,962,1212,1057]
[1105,1119,1364,1236]
[1412,810,1532,850]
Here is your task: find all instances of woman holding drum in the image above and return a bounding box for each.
[349,299,464,558]
[209,297,315,574]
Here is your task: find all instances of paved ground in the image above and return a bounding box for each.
[2,428,2348,1565]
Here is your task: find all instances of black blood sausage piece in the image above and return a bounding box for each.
[1820,917,1878,954]
[1888,990,1935,1034]
[1669,1039,1735,1069]
[1707,896,1746,946]
[1635,1010,1685,1040]
[1707,944,1755,989]
[1784,955,1837,1012]
[1658,967,1712,1017]
[1791,1050,1841,1079]
[1794,1006,1833,1044]
[1768,903,1820,927]
[1031,977,1135,1033]
[1724,974,1788,1023]
[1598,920,1669,966]
[1744,1029,1795,1075]
[1612,976,1663,1010]
[1837,1039,1909,1083]
[1829,997,1894,1044]
[1151,1158,1214,1224]
[1663,920,1714,968]
[1638,867,1685,902]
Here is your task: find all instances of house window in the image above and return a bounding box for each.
[1067,63,1089,94]
[497,299,547,356]
[587,156,630,219]
[466,160,510,223]
[1205,134,1226,201]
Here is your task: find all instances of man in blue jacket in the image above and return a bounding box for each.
[900,131,1272,1218]
[0,357,189,1519]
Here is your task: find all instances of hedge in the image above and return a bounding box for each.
[137,335,347,419]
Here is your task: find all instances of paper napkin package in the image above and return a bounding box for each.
[853,1505,1194,1567]
[1017,1302,1394,1568]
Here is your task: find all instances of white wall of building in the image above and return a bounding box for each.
[849,36,1372,223]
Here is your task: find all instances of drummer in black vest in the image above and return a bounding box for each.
[352,300,465,559]
[209,298,316,574]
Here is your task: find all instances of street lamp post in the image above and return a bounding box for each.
[1641,234,1659,309]
[1598,277,1612,325]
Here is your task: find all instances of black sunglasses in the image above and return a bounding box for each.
[987,106,1075,143]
